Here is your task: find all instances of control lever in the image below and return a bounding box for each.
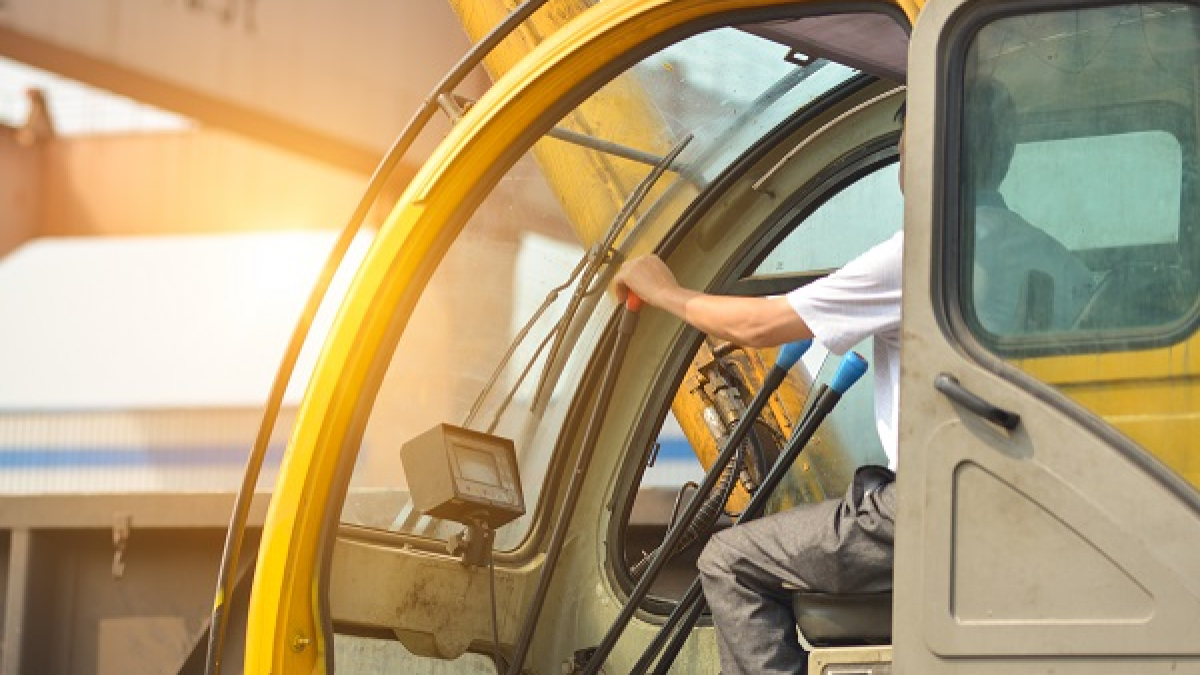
[578,339,814,675]
[634,351,870,675]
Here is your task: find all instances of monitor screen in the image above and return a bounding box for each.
[456,445,502,486]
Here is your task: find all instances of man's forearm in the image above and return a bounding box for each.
[679,294,813,348]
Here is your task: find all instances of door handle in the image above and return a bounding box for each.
[934,374,1020,430]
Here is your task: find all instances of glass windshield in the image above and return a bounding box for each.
[638,31,858,184]
[340,25,862,550]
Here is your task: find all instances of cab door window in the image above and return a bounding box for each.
[956,2,1200,486]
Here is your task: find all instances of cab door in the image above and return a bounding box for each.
[897,1,1200,673]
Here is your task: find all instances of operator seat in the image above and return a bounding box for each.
[788,588,892,645]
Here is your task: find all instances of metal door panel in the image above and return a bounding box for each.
[897,0,1200,671]
[918,419,1200,657]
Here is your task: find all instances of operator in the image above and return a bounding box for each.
[613,126,903,675]
[612,78,1091,675]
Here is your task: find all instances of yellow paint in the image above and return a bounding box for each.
[447,1,595,82]
[1023,345,1200,486]
[671,343,848,513]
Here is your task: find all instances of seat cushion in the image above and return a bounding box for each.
[789,590,892,644]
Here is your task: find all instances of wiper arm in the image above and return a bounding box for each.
[442,92,689,173]
[529,132,694,408]
[463,133,693,432]
[468,59,837,429]
[463,59,833,430]
[462,254,589,429]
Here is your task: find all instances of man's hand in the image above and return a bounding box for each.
[612,254,681,308]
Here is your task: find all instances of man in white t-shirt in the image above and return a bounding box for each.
[613,217,902,675]
[965,79,1095,335]
[613,102,908,674]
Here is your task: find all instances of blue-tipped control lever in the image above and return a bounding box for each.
[739,349,867,522]
[626,339,814,579]
[633,350,870,675]
[579,339,812,675]
[777,338,814,371]
[754,338,813,403]
[831,350,869,395]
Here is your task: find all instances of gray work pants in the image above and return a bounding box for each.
[696,466,896,675]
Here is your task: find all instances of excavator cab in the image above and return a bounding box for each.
[212,1,1200,674]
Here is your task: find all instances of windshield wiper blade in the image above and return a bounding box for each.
[463,254,589,429]
[461,58,835,432]
[528,132,694,407]
[464,133,694,432]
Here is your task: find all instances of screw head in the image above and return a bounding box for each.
[291,634,311,653]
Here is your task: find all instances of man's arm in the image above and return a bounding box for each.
[612,254,813,348]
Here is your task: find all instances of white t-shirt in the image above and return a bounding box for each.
[784,231,904,470]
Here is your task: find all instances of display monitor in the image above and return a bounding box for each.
[400,424,526,529]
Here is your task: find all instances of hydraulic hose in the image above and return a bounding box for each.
[506,294,642,675]
[628,441,742,579]
[578,339,813,675]
[635,351,870,675]
[630,415,778,578]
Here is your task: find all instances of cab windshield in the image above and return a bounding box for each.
[341,24,865,549]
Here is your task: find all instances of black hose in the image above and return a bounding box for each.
[630,385,835,675]
[648,585,706,675]
[629,443,742,579]
[578,362,793,675]
[628,385,832,675]
[639,385,838,674]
